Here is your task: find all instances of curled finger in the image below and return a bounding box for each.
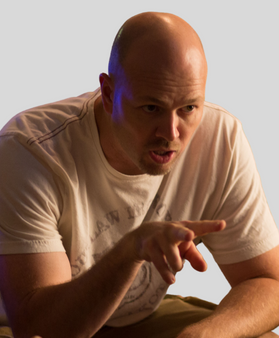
[156,226,189,272]
[146,240,177,284]
[182,241,207,272]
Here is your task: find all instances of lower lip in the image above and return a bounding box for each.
[149,151,175,164]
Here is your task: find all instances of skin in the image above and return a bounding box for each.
[95,12,207,175]
[0,221,225,338]
[97,14,279,336]
[0,11,279,338]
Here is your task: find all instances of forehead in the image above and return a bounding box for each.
[116,65,206,108]
[115,38,207,104]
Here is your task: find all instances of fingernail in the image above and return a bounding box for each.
[215,221,225,230]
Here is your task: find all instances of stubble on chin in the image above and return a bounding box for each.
[133,138,181,176]
[138,154,179,176]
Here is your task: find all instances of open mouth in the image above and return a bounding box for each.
[149,150,175,164]
[153,150,170,155]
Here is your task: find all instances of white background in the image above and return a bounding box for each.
[1,0,278,334]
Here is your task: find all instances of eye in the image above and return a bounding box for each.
[143,105,158,113]
[182,105,195,113]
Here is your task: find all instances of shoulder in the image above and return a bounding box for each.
[0,90,100,145]
[0,90,101,185]
[197,101,244,149]
[203,101,241,127]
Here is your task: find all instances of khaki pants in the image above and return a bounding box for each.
[0,295,215,338]
[0,295,277,337]
[95,295,216,338]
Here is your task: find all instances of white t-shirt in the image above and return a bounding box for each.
[0,88,278,326]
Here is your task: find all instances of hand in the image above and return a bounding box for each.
[131,220,226,284]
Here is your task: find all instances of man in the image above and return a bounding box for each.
[0,11,279,338]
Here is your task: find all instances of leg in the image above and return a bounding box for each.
[95,295,217,338]
[0,326,13,337]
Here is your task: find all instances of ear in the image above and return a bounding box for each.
[99,73,114,115]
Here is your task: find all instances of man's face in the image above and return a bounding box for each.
[107,60,206,176]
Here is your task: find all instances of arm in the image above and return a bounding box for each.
[0,235,141,338]
[0,220,225,338]
[178,244,279,338]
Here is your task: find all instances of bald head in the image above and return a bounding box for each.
[97,12,208,175]
[108,12,207,81]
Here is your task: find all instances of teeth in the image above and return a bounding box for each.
[154,151,167,155]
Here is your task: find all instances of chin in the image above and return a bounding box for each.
[138,162,174,176]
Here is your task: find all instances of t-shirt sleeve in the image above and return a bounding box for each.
[202,124,279,265]
[0,135,65,254]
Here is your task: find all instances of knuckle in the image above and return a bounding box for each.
[163,223,174,234]
[166,249,182,272]
[164,222,181,239]
[173,258,183,272]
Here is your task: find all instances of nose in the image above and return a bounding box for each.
[155,111,180,141]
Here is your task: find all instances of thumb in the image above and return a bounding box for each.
[181,241,207,272]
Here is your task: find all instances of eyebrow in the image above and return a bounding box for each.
[137,95,205,106]
[184,96,205,104]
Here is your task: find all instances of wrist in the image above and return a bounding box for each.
[120,230,144,265]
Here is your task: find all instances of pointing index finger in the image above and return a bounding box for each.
[181,220,226,238]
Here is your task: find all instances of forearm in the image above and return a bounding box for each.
[179,278,279,338]
[14,234,142,338]
[2,219,225,338]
